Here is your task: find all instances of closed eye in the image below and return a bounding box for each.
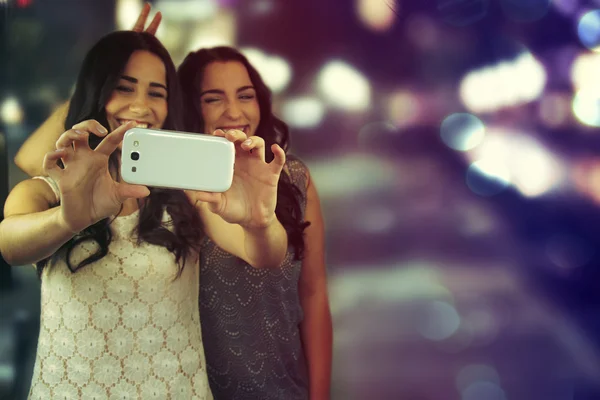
[149,91,166,99]
[116,85,134,93]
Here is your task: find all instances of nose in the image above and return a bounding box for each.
[129,93,150,116]
[224,100,242,120]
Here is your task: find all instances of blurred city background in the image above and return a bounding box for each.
[3,0,600,399]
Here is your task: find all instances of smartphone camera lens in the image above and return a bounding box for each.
[131,151,140,161]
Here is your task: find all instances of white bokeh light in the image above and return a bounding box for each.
[460,52,546,113]
[186,12,236,54]
[317,61,371,111]
[240,48,292,94]
[570,52,600,92]
[465,127,564,197]
[572,89,600,127]
[281,97,325,129]
[116,0,143,31]
[155,0,217,21]
[1,96,24,125]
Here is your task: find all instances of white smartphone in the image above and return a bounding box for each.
[121,128,235,192]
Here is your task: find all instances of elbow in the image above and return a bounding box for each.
[0,225,22,266]
[0,243,17,267]
[14,154,36,177]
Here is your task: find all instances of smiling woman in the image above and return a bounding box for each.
[197,61,261,136]
[0,30,214,399]
[178,46,333,400]
[105,50,168,132]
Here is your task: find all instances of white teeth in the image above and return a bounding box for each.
[119,120,149,128]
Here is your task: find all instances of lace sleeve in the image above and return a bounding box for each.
[32,175,60,205]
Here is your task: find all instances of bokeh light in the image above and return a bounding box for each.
[241,48,292,94]
[546,233,595,272]
[456,364,501,392]
[405,14,439,50]
[0,97,24,125]
[356,0,398,32]
[440,113,485,151]
[116,0,143,31]
[577,10,600,52]
[155,0,218,21]
[248,0,274,15]
[553,0,579,17]
[317,61,371,111]
[466,128,564,197]
[416,301,461,341]
[184,11,236,60]
[538,92,572,127]
[460,52,546,113]
[385,90,421,127]
[466,159,511,197]
[462,381,507,400]
[281,97,325,129]
[571,52,600,92]
[572,89,600,127]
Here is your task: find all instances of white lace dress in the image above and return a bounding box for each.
[28,177,212,399]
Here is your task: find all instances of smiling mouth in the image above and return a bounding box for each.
[217,125,249,134]
[118,119,151,129]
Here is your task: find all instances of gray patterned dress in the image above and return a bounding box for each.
[198,156,310,400]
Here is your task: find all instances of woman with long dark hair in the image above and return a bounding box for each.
[178,46,332,400]
[0,28,288,399]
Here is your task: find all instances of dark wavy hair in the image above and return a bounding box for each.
[177,46,309,259]
[37,31,203,276]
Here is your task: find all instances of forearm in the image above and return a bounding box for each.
[15,101,69,176]
[242,219,288,269]
[0,207,75,265]
[300,291,333,400]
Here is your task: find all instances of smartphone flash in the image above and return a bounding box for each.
[134,141,139,147]
[132,167,136,172]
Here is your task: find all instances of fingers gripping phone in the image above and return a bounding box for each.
[121,128,235,192]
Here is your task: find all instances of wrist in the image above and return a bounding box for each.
[241,214,278,234]
[54,208,81,236]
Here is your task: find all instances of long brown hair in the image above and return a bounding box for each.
[38,31,203,276]
[178,46,309,259]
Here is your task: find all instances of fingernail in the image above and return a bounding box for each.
[97,126,108,134]
[243,139,252,145]
[75,130,86,135]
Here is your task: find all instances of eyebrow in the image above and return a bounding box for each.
[120,75,167,91]
[199,85,256,97]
